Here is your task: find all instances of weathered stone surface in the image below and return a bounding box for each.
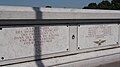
[0,26,69,60]
[78,24,119,49]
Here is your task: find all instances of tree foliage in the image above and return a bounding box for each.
[98,0,111,9]
[83,0,120,10]
[111,0,120,9]
[83,3,97,9]
[112,0,120,4]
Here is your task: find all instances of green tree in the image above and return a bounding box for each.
[88,3,98,9]
[83,0,120,10]
[88,3,97,9]
[111,0,120,4]
[111,0,120,10]
[98,0,111,9]
[83,3,97,9]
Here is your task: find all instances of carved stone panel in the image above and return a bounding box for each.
[0,26,69,60]
[78,24,119,49]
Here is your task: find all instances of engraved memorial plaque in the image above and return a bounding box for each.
[78,24,119,49]
[0,26,69,60]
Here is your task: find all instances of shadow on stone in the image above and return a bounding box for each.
[33,7,44,67]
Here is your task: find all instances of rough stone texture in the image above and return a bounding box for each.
[0,6,120,19]
[97,61,120,67]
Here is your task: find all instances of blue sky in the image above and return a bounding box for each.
[0,0,111,8]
